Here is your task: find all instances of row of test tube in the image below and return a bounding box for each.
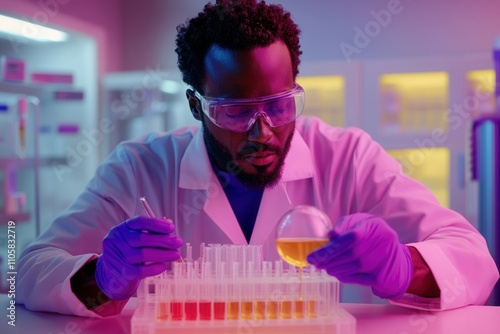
[149,243,339,322]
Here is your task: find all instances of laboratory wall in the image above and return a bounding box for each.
[120,0,500,70]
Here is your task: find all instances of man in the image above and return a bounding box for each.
[17,0,498,317]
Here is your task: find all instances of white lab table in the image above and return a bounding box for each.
[1,294,499,333]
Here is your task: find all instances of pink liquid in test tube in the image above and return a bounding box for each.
[199,301,212,320]
[185,301,197,320]
[170,301,183,320]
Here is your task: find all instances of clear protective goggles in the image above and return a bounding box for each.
[194,83,305,132]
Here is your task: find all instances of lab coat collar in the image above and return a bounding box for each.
[179,126,313,245]
[179,127,213,190]
[179,126,314,190]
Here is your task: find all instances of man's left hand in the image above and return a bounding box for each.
[307,213,413,299]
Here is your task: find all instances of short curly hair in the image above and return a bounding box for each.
[175,0,302,94]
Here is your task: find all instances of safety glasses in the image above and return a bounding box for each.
[194,83,305,132]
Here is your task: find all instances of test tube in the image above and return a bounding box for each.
[186,243,192,262]
[199,262,213,320]
[277,262,293,320]
[137,277,156,318]
[241,261,254,320]
[214,245,222,278]
[139,197,183,263]
[139,196,156,217]
[226,246,235,277]
[305,275,318,319]
[255,261,272,320]
[155,273,169,321]
[227,262,240,320]
[204,247,212,274]
[214,262,227,320]
[266,261,282,320]
[284,266,304,319]
[170,261,184,320]
[200,243,206,262]
[184,262,198,320]
[280,281,292,319]
[331,274,339,313]
[292,275,304,319]
[249,245,262,275]
[220,244,229,264]
[316,272,330,318]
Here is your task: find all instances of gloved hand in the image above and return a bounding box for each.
[95,216,183,300]
[307,213,413,299]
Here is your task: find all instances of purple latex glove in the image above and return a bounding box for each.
[307,213,413,299]
[95,216,183,300]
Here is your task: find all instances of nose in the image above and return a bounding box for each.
[247,114,273,142]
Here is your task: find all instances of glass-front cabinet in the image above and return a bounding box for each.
[296,75,346,127]
[297,55,494,226]
[297,60,362,128]
[362,54,494,225]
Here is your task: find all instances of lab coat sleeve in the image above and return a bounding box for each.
[351,131,499,310]
[17,143,140,317]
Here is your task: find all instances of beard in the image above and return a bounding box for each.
[202,118,294,189]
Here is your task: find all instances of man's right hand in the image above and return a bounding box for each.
[95,216,183,300]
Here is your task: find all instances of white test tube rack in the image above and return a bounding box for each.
[131,243,356,334]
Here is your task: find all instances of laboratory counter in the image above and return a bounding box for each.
[1,294,499,334]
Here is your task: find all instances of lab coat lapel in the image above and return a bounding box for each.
[250,183,291,245]
[203,175,247,244]
[179,128,247,245]
[250,131,314,245]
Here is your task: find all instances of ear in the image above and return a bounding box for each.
[186,89,202,121]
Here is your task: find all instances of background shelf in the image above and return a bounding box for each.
[0,211,30,223]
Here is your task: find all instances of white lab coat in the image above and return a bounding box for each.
[17,117,499,317]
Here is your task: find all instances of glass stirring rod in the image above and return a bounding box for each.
[139,196,184,263]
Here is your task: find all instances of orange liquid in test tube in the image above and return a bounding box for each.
[227,301,240,320]
[241,301,253,320]
[254,301,266,320]
[294,300,305,319]
[156,302,168,321]
[307,300,316,318]
[267,301,278,319]
[280,300,292,319]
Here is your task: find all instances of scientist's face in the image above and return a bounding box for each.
[190,40,295,188]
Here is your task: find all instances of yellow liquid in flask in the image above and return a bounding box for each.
[276,238,328,267]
